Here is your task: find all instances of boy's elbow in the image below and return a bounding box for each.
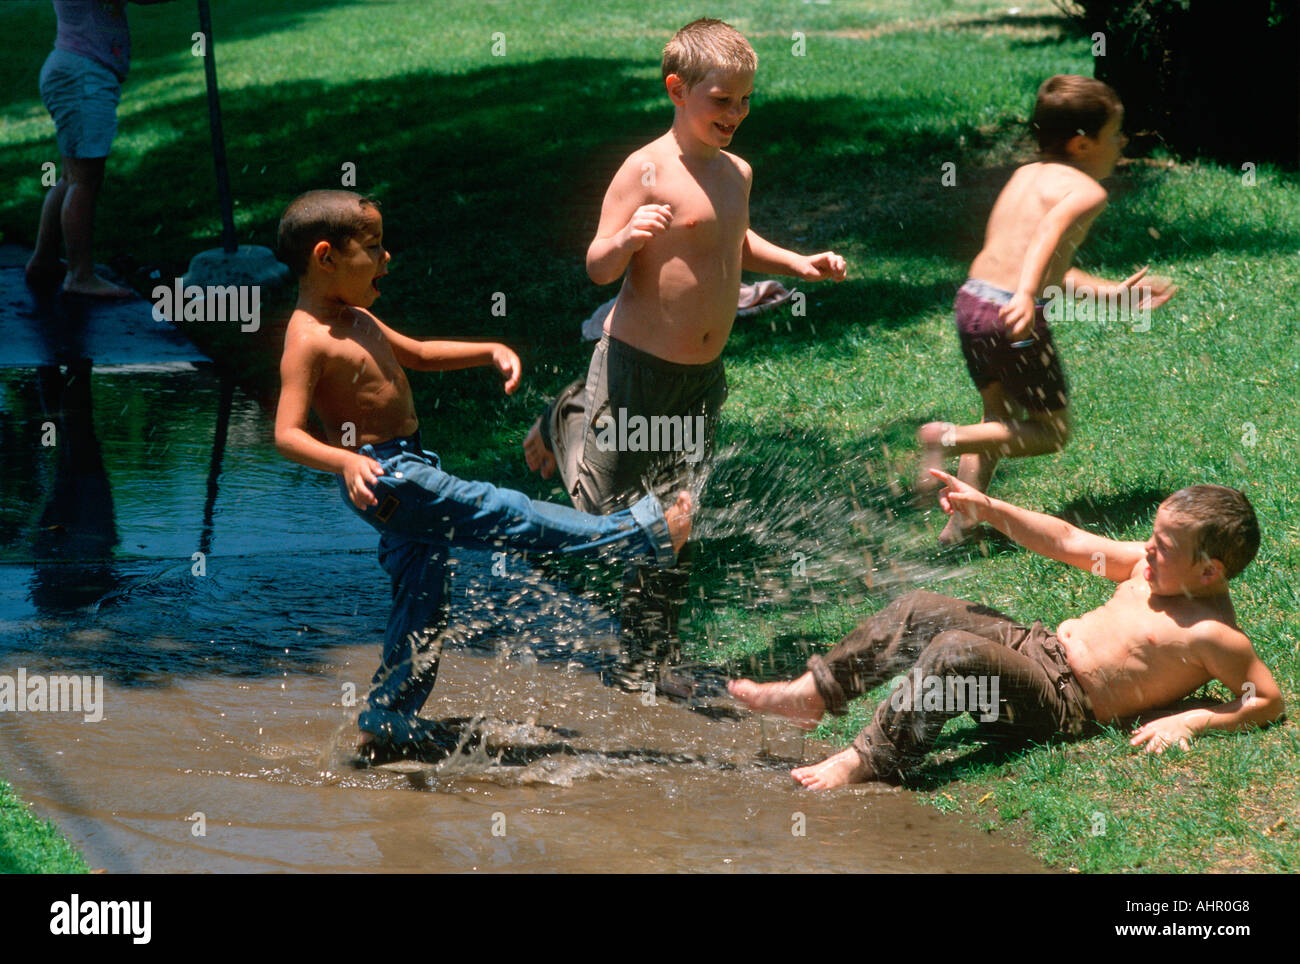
[273,428,296,459]
[1264,693,1285,724]
[586,257,614,287]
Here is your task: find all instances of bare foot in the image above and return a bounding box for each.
[915,421,950,495]
[523,416,556,479]
[24,258,65,290]
[791,746,871,789]
[62,272,133,299]
[727,675,824,730]
[937,510,978,546]
[664,490,693,555]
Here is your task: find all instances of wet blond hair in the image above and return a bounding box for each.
[1161,485,1260,579]
[662,18,757,88]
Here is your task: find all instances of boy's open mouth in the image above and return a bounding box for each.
[714,123,736,135]
[372,273,386,292]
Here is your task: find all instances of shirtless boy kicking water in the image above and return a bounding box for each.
[522,18,846,685]
[918,75,1176,543]
[730,469,1283,789]
[272,190,691,765]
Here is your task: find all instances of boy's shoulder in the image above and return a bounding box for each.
[617,136,750,179]
[1183,597,1247,651]
[619,132,674,168]
[722,149,752,181]
[1010,159,1108,203]
[283,303,378,356]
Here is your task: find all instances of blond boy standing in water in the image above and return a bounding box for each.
[524,19,846,686]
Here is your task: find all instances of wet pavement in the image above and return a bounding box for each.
[0,361,1046,873]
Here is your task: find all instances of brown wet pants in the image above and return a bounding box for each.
[807,591,1094,783]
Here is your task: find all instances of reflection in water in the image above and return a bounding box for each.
[29,361,119,612]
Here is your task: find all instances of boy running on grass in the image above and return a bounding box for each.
[522,18,846,688]
[918,75,1176,544]
[273,190,692,766]
[730,470,1283,789]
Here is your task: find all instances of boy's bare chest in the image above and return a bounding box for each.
[317,322,407,398]
[656,168,748,251]
[1100,580,1211,655]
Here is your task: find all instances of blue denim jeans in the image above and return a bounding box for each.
[338,430,675,745]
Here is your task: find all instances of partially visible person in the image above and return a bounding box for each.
[26,0,178,297]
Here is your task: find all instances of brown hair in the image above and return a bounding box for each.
[277,190,380,277]
[662,18,757,88]
[1161,485,1261,579]
[1031,74,1123,157]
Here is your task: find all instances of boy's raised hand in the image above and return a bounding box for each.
[929,468,989,523]
[797,251,847,282]
[998,292,1038,341]
[620,203,673,253]
[492,344,522,395]
[1121,265,1177,311]
[342,451,385,510]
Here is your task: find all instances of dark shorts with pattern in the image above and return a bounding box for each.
[955,279,1069,414]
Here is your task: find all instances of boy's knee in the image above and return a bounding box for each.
[1050,409,1071,444]
[887,590,958,623]
[918,631,982,676]
[1034,408,1071,449]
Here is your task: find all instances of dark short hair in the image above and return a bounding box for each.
[1161,485,1261,579]
[276,190,380,277]
[1031,74,1123,157]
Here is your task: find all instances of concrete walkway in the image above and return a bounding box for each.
[0,243,209,370]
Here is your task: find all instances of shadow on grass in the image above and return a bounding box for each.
[1053,487,1165,536]
[0,0,374,117]
[908,726,1078,791]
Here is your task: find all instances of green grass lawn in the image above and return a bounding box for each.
[0,779,88,874]
[1,0,1296,872]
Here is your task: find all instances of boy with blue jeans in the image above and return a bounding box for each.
[27,0,177,297]
[273,191,691,764]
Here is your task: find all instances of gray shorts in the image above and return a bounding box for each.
[40,48,121,159]
[543,334,727,514]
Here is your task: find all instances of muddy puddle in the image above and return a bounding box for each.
[0,368,1045,873]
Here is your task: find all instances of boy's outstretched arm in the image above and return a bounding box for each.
[365,313,520,393]
[1131,630,1285,753]
[743,228,846,281]
[1064,265,1177,310]
[930,469,1144,579]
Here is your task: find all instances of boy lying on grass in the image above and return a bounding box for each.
[272,190,692,766]
[730,470,1283,789]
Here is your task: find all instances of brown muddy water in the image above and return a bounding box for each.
[0,368,1045,873]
